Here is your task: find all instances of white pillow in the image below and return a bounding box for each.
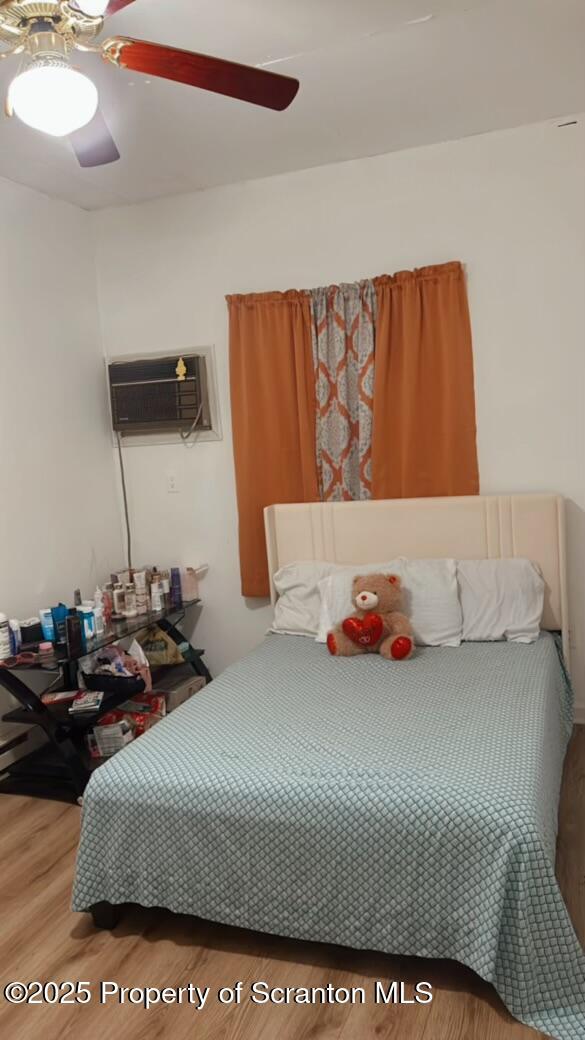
[271,561,346,637]
[316,559,462,647]
[457,559,545,643]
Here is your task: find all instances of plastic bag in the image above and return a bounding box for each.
[137,625,184,668]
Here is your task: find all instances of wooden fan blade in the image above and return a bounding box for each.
[105,37,300,111]
[70,110,120,167]
[106,0,137,13]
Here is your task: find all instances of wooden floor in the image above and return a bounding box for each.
[1,727,583,1040]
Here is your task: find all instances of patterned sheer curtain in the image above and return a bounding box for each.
[311,281,377,501]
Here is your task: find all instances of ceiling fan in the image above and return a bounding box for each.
[0,1,300,167]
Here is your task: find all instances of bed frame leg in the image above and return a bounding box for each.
[90,902,122,930]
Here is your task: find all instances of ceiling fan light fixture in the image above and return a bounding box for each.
[75,0,110,15]
[9,61,99,137]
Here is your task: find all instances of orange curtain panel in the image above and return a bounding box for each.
[371,262,479,499]
[228,290,320,597]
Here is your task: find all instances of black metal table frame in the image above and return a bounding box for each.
[0,602,211,802]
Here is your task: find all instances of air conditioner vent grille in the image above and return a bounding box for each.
[108,355,211,435]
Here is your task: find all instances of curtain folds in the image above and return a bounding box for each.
[371,262,479,499]
[227,260,479,598]
[227,290,319,598]
[311,281,377,501]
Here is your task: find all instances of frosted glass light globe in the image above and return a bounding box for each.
[9,63,99,137]
[76,0,109,15]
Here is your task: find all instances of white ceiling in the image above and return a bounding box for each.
[0,0,583,210]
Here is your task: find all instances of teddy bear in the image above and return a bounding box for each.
[326,572,414,661]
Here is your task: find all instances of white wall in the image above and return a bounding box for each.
[93,116,585,713]
[0,178,124,632]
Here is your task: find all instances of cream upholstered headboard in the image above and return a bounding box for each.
[264,494,569,665]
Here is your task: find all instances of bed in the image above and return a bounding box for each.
[72,494,585,1040]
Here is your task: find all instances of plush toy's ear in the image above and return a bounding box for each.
[387,574,401,587]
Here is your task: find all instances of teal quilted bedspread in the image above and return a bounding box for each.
[73,633,585,1039]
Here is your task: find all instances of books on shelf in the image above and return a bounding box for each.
[41,690,79,706]
[68,691,104,715]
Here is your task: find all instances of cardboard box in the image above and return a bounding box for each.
[159,673,206,713]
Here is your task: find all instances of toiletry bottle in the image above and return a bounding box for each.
[39,608,56,642]
[133,571,148,615]
[74,589,82,607]
[79,603,96,643]
[113,583,126,619]
[94,604,106,637]
[9,620,21,655]
[38,642,57,669]
[66,611,84,657]
[102,583,114,626]
[161,570,171,610]
[93,587,105,636]
[124,583,138,618]
[51,604,68,646]
[0,614,11,660]
[151,581,163,613]
[170,568,183,609]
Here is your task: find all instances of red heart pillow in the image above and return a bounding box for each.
[342,613,383,648]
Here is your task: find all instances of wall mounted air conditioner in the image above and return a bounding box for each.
[108,350,220,442]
